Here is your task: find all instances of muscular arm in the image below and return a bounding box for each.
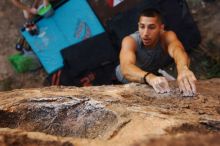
[165,31,190,73]
[164,31,197,96]
[120,36,147,83]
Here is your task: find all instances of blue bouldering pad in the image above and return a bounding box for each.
[21,0,104,74]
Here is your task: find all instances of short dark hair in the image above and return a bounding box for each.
[138,8,162,23]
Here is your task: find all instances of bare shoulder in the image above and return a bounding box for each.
[121,36,137,52]
[162,31,179,41]
[122,36,137,45]
[161,31,181,48]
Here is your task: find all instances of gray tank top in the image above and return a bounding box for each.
[115,31,169,83]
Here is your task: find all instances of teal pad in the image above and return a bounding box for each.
[21,0,104,74]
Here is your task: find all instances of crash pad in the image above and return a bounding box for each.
[21,0,104,74]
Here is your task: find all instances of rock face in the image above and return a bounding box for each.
[0,79,220,146]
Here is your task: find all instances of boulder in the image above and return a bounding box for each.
[0,79,220,145]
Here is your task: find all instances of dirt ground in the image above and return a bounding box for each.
[0,0,219,91]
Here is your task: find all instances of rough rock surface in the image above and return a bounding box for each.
[0,79,220,146]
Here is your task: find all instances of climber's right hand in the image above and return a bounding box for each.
[146,74,170,94]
